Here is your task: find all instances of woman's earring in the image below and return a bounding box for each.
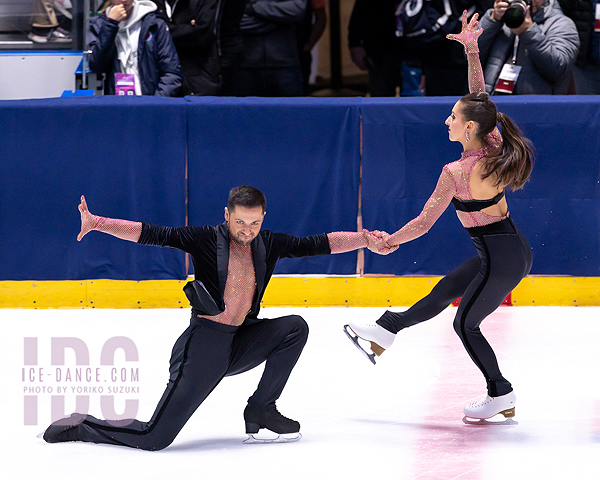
[465,131,470,142]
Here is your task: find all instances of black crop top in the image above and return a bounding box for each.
[451,191,505,212]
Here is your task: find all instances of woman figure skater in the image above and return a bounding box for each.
[345,11,534,424]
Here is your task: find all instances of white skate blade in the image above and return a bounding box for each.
[243,432,302,444]
[343,324,376,365]
[462,414,518,426]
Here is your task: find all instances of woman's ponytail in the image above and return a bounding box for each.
[481,111,534,191]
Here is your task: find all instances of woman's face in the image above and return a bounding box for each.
[445,101,469,143]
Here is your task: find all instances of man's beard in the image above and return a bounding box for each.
[232,232,254,246]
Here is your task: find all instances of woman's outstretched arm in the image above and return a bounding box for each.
[447,11,485,94]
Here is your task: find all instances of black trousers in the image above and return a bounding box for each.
[77,314,309,450]
[378,218,532,397]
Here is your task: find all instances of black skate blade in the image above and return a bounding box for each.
[462,415,518,426]
[343,324,376,365]
[243,432,302,444]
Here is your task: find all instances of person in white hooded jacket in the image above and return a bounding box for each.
[88,0,182,96]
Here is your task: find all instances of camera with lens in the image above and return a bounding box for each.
[502,0,531,29]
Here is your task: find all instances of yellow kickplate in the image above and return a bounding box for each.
[0,280,187,309]
[260,276,443,307]
[510,276,600,306]
[0,276,598,309]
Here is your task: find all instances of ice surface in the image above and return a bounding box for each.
[2,306,599,480]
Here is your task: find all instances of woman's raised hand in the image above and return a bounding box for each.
[447,10,482,54]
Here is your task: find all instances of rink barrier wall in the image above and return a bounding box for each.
[1,95,599,283]
[0,276,598,308]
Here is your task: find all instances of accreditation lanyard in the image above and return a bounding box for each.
[495,36,522,94]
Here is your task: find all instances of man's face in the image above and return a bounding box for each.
[224,205,265,246]
[531,0,543,13]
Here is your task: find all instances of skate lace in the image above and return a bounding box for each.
[268,407,291,422]
[469,395,492,408]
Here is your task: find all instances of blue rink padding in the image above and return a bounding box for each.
[185,97,361,275]
[0,95,598,280]
[360,98,472,276]
[360,96,600,276]
[0,96,188,280]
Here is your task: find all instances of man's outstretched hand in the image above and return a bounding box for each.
[77,195,95,242]
[76,197,141,242]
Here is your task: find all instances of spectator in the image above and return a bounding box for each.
[152,0,248,96]
[356,1,491,97]
[153,0,221,96]
[28,0,72,43]
[233,0,307,97]
[218,0,248,95]
[416,1,493,97]
[348,0,409,97]
[478,0,580,94]
[558,0,600,94]
[297,0,327,94]
[88,0,182,96]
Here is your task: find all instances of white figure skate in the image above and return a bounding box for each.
[343,320,396,365]
[462,391,517,425]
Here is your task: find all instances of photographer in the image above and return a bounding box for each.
[478,0,579,94]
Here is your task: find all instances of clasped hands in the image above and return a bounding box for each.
[362,229,398,255]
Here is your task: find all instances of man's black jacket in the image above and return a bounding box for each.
[139,222,331,322]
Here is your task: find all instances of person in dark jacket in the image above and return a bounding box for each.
[218,0,248,95]
[354,0,491,96]
[88,0,182,96]
[296,0,327,94]
[152,0,221,95]
[348,0,410,97]
[234,0,307,96]
[152,0,249,96]
[41,186,394,450]
[558,0,600,94]
[478,0,579,94]
[418,0,493,96]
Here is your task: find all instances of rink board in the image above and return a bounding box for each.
[2,96,599,281]
[0,276,598,308]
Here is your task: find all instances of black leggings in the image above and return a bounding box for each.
[378,218,532,397]
[76,314,309,450]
